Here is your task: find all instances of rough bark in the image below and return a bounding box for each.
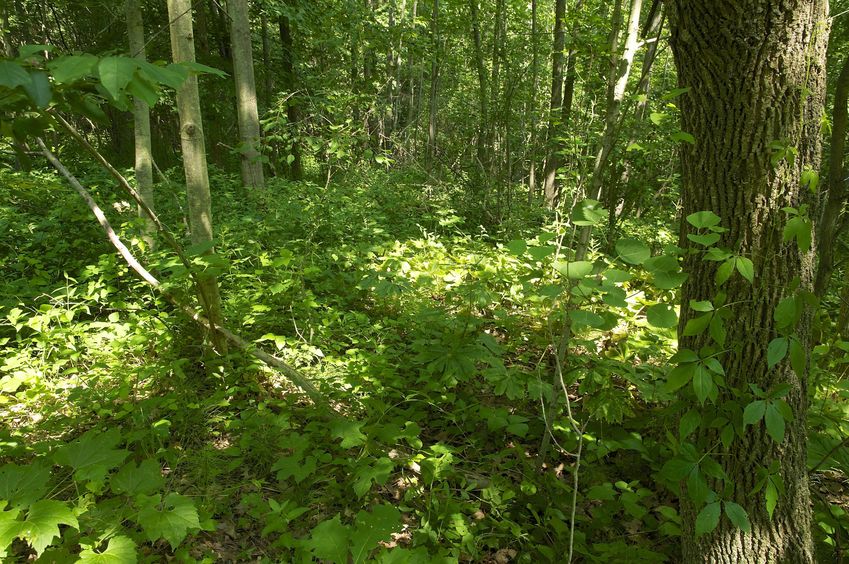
[167,0,226,351]
[229,0,265,189]
[125,0,155,243]
[668,1,828,562]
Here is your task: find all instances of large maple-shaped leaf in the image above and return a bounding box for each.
[110,459,164,496]
[53,429,128,484]
[20,499,79,556]
[301,515,350,563]
[351,504,402,564]
[0,509,24,558]
[136,493,199,549]
[0,461,51,508]
[78,535,137,563]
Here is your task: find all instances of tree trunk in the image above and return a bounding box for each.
[279,13,303,181]
[167,0,226,352]
[427,0,439,167]
[261,12,272,111]
[541,0,566,207]
[469,0,489,172]
[527,0,539,201]
[125,0,155,243]
[228,0,265,189]
[815,54,849,296]
[668,1,828,561]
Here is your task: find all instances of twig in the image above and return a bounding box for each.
[37,139,326,407]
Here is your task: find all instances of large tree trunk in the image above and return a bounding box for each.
[125,0,155,242]
[167,0,226,352]
[229,0,265,189]
[668,1,828,562]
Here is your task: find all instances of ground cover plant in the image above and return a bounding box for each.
[2,1,849,562]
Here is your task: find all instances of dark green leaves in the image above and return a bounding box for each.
[0,61,32,88]
[53,429,128,484]
[767,337,788,368]
[98,57,138,100]
[646,304,678,328]
[136,493,200,549]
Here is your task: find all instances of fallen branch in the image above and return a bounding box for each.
[38,138,326,407]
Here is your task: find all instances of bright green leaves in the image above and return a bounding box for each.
[782,205,812,252]
[136,493,200,550]
[78,536,137,563]
[352,457,394,498]
[0,500,78,556]
[666,349,723,404]
[571,199,607,226]
[695,500,751,537]
[644,254,687,289]
[615,238,651,265]
[331,419,368,449]
[646,304,678,329]
[753,461,785,519]
[743,386,794,443]
[685,211,723,247]
[53,429,128,485]
[49,54,98,84]
[301,505,402,564]
[553,260,594,280]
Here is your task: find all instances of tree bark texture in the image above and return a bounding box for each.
[125,0,155,239]
[167,0,226,349]
[542,0,567,206]
[668,1,828,562]
[229,0,265,189]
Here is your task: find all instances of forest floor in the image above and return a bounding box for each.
[0,165,845,562]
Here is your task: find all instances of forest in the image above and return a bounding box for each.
[1,0,849,562]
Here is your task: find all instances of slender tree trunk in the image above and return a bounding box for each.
[669,1,828,561]
[125,0,155,243]
[542,0,566,206]
[167,0,226,352]
[229,0,265,189]
[469,0,489,172]
[261,13,272,110]
[279,13,303,180]
[815,54,849,296]
[528,0,539,201]
[576,0,640,258]
[427,0,439,167]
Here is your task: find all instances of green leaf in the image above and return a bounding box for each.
[660,458,696,481]
[178,61,228,78]
[126,74,160,107]
[49,54,98,84]
[20,500,78,556]
[110,459,164,496]
[764,404,785,443]
[505,240,527,256]
[679,410,701,439]
[687,468,710,506]
[0,509,23,558]
[715,260,734,286]
[136,493,199,550]
[137,61,187,89]
[646,304,678,328]
[765,481,779,519]
[527,245,555,261]
[695,502,721,537]
[774,297,798,329]
[735,257,754,283]
[53,429,128,484]
[616,238,651,265]
[0,462,51,509]
[687,233,721,246]
[672,130,696,144]
[789,338,806,374]
[652,270,689,289]
[724,502,751,533]
[692,365,714,404]
[571,309,605,329]
[553,260,594,280]
[302,515,350,564]
[0,61,32,88]
[604,269,632,283]
[683,313,712,336]
[571,199,607,226]
[687,211,721,229]
[743,400,766,426]
[78,536,137,563]
[667,363,697,392]
[352,457,394,498]
[783,216,812,252]
[330,420,367,448]
[22,71,51,109]
[98,57,138,100]
[351,505,402,564]
[767,338,788,369]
